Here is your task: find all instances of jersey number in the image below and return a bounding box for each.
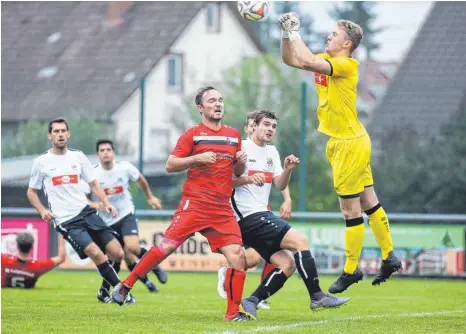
[11,276,26,288]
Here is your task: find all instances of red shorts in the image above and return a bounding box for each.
[164,198,242,253]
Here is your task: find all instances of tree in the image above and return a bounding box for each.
[172,54,338,212]
[252,2,325,56]
[328,2,383,59]
[1,112,132,158]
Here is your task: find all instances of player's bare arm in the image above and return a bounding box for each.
[87,199,105,211]
[274,155,300,190]
[234,151,247,177]
[279,12,332,75]
[26,187,54,222]
[166,152,217,173]
[136,174,162,209]
[89,179,117,217]
[51,234,66,266]
[280,186,292,220]
[232,173,266,188]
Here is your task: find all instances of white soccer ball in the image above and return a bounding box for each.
[237,1,270,22]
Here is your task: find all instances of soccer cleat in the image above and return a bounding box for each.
[241,298,259,320]
[372,251,403,286]
[224,312,252,321]
[152,266,168,284]
[329,267,364,294]
[257,300,271,310]
[112,283,131,306]
[311,293,350,310]
[144,278,159,293]
[126,293,136,305]
[97,289,113,304]
[217,266,227,300]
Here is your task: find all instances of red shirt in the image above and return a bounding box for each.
[171,123,242,209]
[1,254,55,288]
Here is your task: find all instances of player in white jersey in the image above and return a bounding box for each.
[217,111,292,310]
[26,118,135,303]
[89,139,167,298]
[228,110,349,319]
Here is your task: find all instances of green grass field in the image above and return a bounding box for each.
[2,270,465,333]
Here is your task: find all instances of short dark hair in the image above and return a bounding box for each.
[195,86,217,106]
[245,111,259,126]
[254,109,278,126]
[48,118,69,134]
[16,232,34,254]
[96,139,114,152]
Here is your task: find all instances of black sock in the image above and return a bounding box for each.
[97,261,120,287]
[127,262,150,283]
[100,261,121,292]
[137,247,147,259]
[249,269,288,305]
[294,250,322,297]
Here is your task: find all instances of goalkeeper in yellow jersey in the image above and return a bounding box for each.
[279,13,402,293]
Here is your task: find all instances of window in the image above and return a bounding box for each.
[167,54,182,91]
[206,3,220,33]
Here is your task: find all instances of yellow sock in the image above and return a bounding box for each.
[343,217,365,274]
[366,204,393,260]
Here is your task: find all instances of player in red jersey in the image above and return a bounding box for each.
[112,86,254,321]
[1,231,66,288]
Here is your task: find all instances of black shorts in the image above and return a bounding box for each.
[56,205,119,259]
[239,211,291,263]
[110,213,139,246]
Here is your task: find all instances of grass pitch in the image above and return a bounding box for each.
[2,270,465,333]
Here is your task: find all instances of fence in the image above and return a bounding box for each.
[2,208,465,278]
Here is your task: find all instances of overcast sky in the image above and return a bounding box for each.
[274,1,433,63]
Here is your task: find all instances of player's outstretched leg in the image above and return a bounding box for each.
[127,261,159,293]
[97,261,120,303]
[139,244,168,284]
[112,239,181,305]
[257,262,275,310]
[364,203,402,285]
[329,216,365,294]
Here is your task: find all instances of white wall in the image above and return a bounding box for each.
[112,3,262,161]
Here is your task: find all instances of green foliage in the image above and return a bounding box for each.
[372,97,466,213]
[328,2,383,59]
[2,112,132,158]
[173,54,338,212]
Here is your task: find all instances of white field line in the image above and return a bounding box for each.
[208,309,466,334]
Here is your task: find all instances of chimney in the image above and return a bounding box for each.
[104,1,132,29]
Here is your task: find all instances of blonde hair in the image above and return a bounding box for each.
[337,20,363,53]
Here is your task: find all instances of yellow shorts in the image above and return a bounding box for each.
[326,133,374,197]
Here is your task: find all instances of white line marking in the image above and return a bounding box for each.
[207,310,466,334]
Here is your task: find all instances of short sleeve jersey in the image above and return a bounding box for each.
[91,161,140,226]
[1,254,55,288]
[171,123,242,209]
[28,149,96,225]
[231,138,283,220]
[314,53,367,139]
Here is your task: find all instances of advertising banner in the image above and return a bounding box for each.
[291,222,465,277]
[58,219,465,277]
[1,218,50,260]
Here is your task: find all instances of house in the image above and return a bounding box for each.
[1,1,264,162]
[1,1,264,207]
[369,2,466,140]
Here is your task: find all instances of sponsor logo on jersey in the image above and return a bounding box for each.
[248,170,273,184]
[104,185,124,195]
[52,174,79,186]
[266,157,273,167]
[315,73,328,86]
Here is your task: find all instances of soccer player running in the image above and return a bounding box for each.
[26,118,133,302]
[217,111,292,310]
[279,14,402,293]
[2,232,66,288]
[112,86,254,321]
[89,139,167,301]
[231,110,349,319]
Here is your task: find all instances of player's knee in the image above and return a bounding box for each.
[278,258,296,277]
[287,234,309,252]
[108,248,124,262]
[125,244,140,256]
[246,251,261,268]
[340,206,361,220]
